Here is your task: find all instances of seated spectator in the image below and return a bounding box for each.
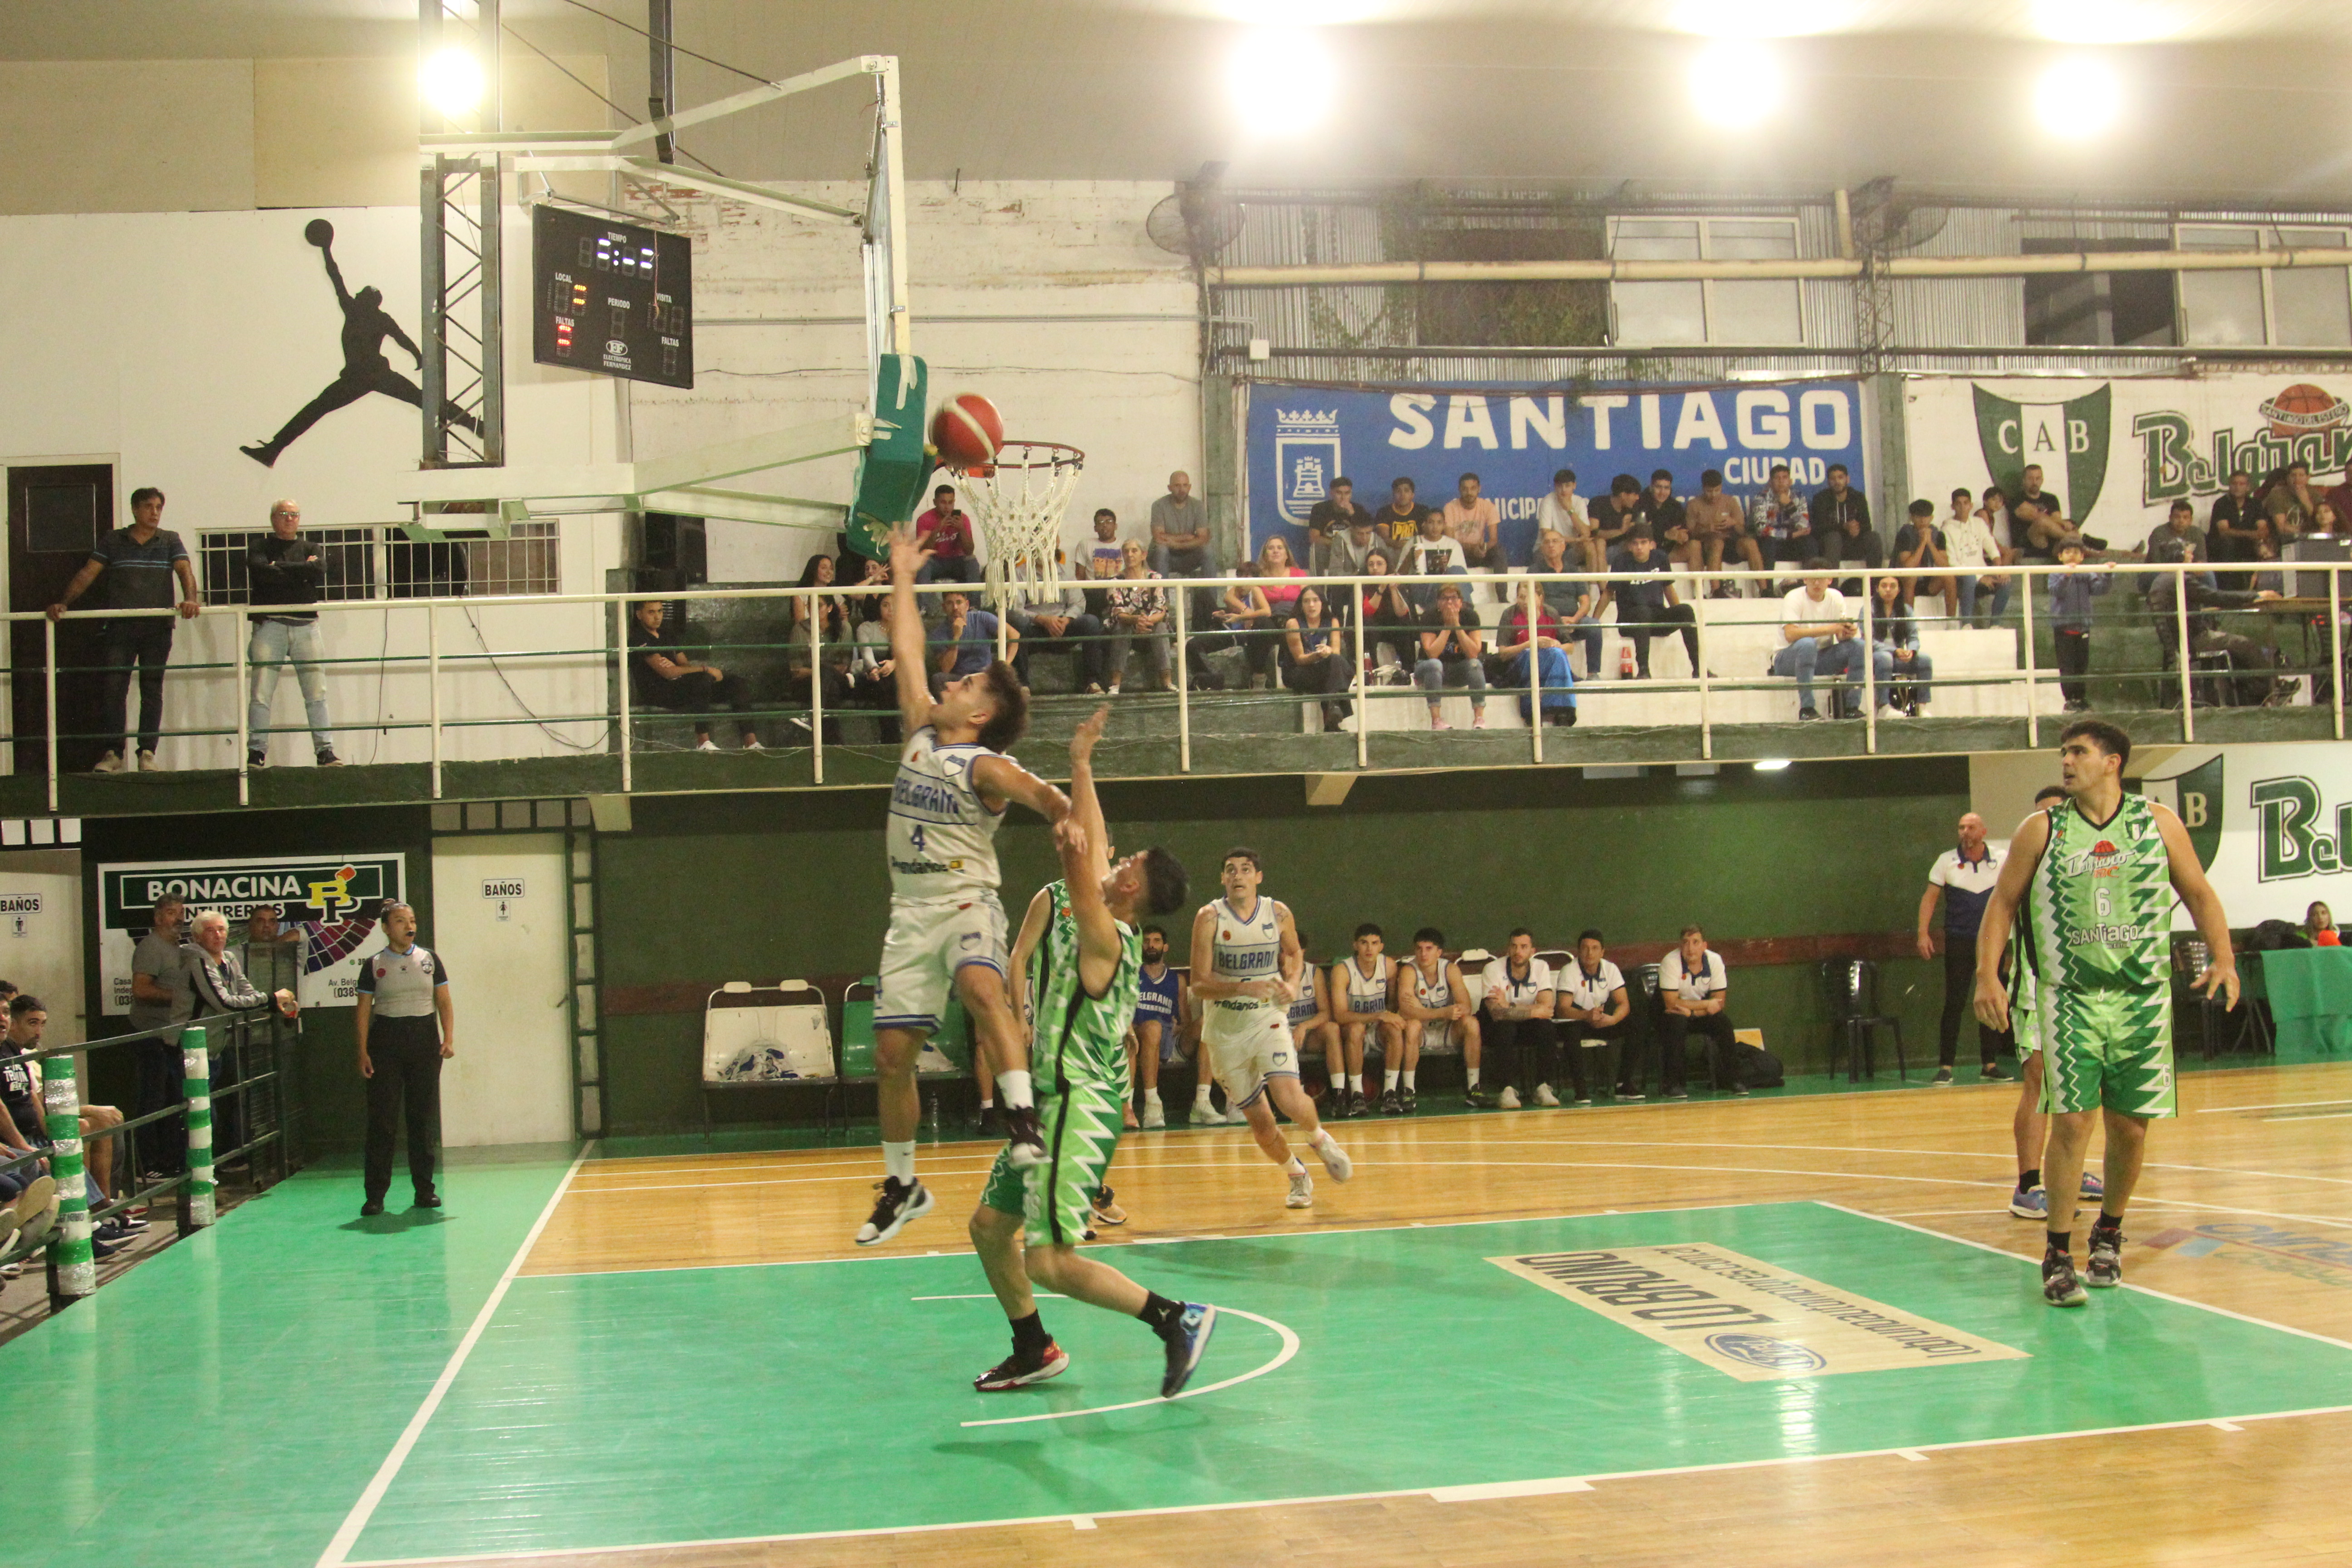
[2265,461,2320,545]
[1748,462,1812,568]
[1950,486,2014,625]
[1591,474,1643,561]
[1396,927,1477,1113]
[1443,472,1506,570]
[1306,477,1374,577]
[1183,567,1276,691]
[929,590,1015,696]
[1770,563,1870,721]
[1328,924,1397,1119]
[2210,468,2265,587]
[1396,509,1470,611]
[1553,929,1636,1102]
[2251,532,2288,596]
[1281,586,1355,732]
[1284,931,1341,1103]
[1327,510,1386,579]
[1494,578,1578,727]
[1808,462,1872,574]
[1149,468,1215,583]
[1685,468,1761,593]
[1657,924,1741,1098]
[2304,901,2339,946]
[2143,499,2212,591]
[1103,540,1173,693]
[845,569,905,743]
[1637,469,1691,568]
[2008,464,2104,559]
[1372,476,1436,551]
[183,908,299,1161]
[1477,927,1559,1108]
[1006,578,1106,694]
[1,995,141,1248]
[1356,551,1418,678]
[1893,498,1955,615]
[1414,582,1488,730]
[1607,528,1700,680]
[1086,508,1127,585]
[787,556,854,740]
[1255,536,1310,622]
[1535,468,1599,574]
[2048,538,2112,714]
[1132,924,1185,1127]
[1867,575,1933,718]
[913,485,983,585]
[1530,528,1605,678]
[628,600,762,751]
[2146,570,2291,706]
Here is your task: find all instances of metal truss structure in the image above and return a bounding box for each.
[420,0,505,470]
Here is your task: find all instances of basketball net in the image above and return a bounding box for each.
[951,441,1085,609]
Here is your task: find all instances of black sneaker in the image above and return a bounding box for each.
[974,1340,1070,1391]
[1615,1087,1645,1102]
[112,1212,151,1233]
[853,1176,935,1246]
[1347,1089,1368,1119]
[2043,1251,2088,1307]
[1158,1303,1218,1398]
[1324,1089,1351,1119]
[413,1191,442,1209]
[1930,1066,1955,1086]
[89,1233,122,1261]
[246,751,270,770]
[1798,708,1822,722]
[2087,1227,2124,1288]
[1379,1088,1403,1115]
[1464,1088,1500,1109]
[361,1199,386,1217]
[1980,1062,2009,1082]
[316,749,346,768]
[1000,1105,1048,1170]
[1398,1088,1419,1114]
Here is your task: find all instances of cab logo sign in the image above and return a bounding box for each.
[97,852,407,1014]
[1490,1243,2026,1382]
[1974,383,2112,521]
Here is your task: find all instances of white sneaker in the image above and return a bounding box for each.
[741,735,765,751]
[1311,1132,1352,1182]
[1142,1100,1166,1129]
[1498,1085,1522,1108]
[694,737,719,752]
[1913,705,1931,718]
[92,751,123,774]
[1192,1101,1229,1126]
[1285,1165,1314,1208]
[1875,704,1902,721]
[1533,1083,1560,1107]
[1338,714,1359,732]
[137,750,160,772]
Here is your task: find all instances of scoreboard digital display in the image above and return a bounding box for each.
[530,204,693,389]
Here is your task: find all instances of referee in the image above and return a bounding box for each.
[1916,811,2010,1085]
[355,900,454,1216]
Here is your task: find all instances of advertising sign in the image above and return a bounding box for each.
[2141,744,2352,931]
[1247,379,1870,563]
[96,853,407,1014]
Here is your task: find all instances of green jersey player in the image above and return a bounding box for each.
[1975,720,2239,1308]
[969,708,1215,1398]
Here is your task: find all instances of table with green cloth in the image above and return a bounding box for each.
[2263,947,2352,1060]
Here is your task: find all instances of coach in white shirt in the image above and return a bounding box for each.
[1478,928,1557,1109]
[1553,928,1634,1102]
[1917,812,2011,1086]
[1657,925,1740,1099]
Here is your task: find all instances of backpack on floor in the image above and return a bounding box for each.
[1732,1042,1785,1088]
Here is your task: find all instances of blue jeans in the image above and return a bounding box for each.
[915,555,982,586]
[1955,575,2011,623]
[1506,645,1577,720]
[1772,635,1885,715]
[1882,645,1935,708]
[1415,653,1486,711]
[1562,621,1604,676]
[247,618,335,757]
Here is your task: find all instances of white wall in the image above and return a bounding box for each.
[0,851,86,1030]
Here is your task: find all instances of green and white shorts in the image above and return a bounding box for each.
[979,1083,1125,1249]
[2029,985,2175,1119]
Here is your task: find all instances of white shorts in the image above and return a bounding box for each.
[875,895,1006,1034]
[1204,1003,1296,1110]
[1416,1020,1462,1055]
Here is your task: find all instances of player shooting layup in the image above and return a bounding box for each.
[857,524,1072,1248]
[1975,719,2239,1308]
[969,708,1215,1396]
[1191,850,1353,1209]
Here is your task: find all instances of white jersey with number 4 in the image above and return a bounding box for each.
[1205,895,1286,1041]
[886,726,1004,903]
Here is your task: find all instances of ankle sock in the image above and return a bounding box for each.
[1403,1070,1417,1090]
[1384,1068,1401,1091]
[2019,1168,2040,1192]
[2045,1232,2072,1259]
[1285,1156,1307,1176]
[998,1069,1034,1111]
[1138,1291,1183,1337]
[2092,1211,2124,1237]
[1009,1310,1050,1357]
[882,1140,916,1184]
[1465,1067,1481,1090]
[1194,1084,1214,1106]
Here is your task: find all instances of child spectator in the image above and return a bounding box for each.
[2048,537,2113,713]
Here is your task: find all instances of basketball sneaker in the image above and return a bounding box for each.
[1192,1100,1231,1126]
[1158,1303,1217,1398]
[853,1176,934,1247]
[1090,1186,1128,1227]
[1285,1165,1314,1208]
[1379,1088,1403,1115]
[1533,1084,1560,1107]
[2087,1225,2124,1288]
[2043,1250,2087,1308]
[974,1341,1070,1391]
[1465,1087,1499,1109]
[1310,1130,1352,1182]
[1930,1067,1954,1086]
[1498,1086,1523,1109]
[1142,1101,1166,1130]
[2009,1185,2048,1220]
[1615,1088,1646,1102]
[1001,1106,1048,1170]
[1324,1088,1351,1119]
[1347,1088,1369,1118]
[1398,1087,1419,1114]
[2080,1170,2106,1200]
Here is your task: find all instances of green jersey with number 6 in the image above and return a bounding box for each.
[1027,879,1140,1098]
[2021,794,2171,996]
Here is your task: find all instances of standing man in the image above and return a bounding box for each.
[354,900,452,1217]
[2208,468,2264,588]
[245,500,343,769]
[858,525,1071,1248]
[2002,785,2103,1220]
[1149,470,1216,624]
[128,892,194,1172]
[1189,848,1352,1209]
[1917,813,2012,1086]
[1658,925,1740,1099]
[1975,720,2239,1306]
[48,487,201,774]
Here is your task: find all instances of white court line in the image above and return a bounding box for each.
[2197,1098,2352,1113]
[959,1306,1302,1427]
[913,1293,1064,1301]
[315,1145,594,1568]
[567,1165,1000,1195]
[2267,1111,2352,1123]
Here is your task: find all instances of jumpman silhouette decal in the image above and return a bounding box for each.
[241,219,483,468]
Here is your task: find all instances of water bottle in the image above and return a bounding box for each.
[925,1092,940,1141]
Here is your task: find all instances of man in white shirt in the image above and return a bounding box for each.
[1916,811,2011,1086]
[1770,564,1878,721]
[1535,468,1596,572]
[1942,485,2013,626]
[1477,928,1557,1109]
[1658,924,1740,1099]
[1553,927,1634,1102]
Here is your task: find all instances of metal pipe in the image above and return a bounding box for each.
[1352,588,1367,769]
[42,616,57,813]
[235,622,250,805]
[1833,187,1853,261]
[646,0,675,165]
[1860,591,1877,753]
[428,605,443,798]
[616,597,633,794]
[809,593,824,785]
[1174,584,1191,774]
[2175,564,2196,743]
[2020,568,2039,749]
[2332,563,2344,744]
[1208,246,2352,288]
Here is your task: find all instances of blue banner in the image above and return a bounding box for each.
[1246,379,1869,564]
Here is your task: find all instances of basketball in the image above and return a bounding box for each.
[304,217,336,248]
[930,392,1004,469]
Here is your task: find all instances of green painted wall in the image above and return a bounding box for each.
[597,758,1978,1132]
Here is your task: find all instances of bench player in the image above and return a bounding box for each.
[1190,850,1353,1209]
[1331,924,1401,1119]
[1975,719,2239,1307]
[969,708,1215,1396]
[857,524,1072,1248]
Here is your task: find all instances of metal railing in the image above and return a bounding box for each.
[0,1006,296,1313]
[3,557,2342,799]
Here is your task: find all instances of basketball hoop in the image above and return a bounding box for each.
[948,440,1084,609]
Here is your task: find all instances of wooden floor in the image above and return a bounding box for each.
[494,1063,2352,1567]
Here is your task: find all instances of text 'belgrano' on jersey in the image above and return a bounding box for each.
[887,726,1005,903]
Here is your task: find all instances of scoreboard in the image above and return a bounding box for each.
[530,204,693,389]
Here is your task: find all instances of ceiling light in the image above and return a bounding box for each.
[1753,759,1791,771]
[2036,57,2122,139]
[1689,41,1781,128]
[1229,27,1337,138]
[1672,0,1858,38]
[2033,0,2179,44]
[420,45,486,119]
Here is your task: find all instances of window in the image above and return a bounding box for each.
[1607,216,1801,346]
[2023,238,2176,347]
[466,520,561,596]
[196,522,557,603]
[2178,225,2352,348]
[198,526,381,605]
